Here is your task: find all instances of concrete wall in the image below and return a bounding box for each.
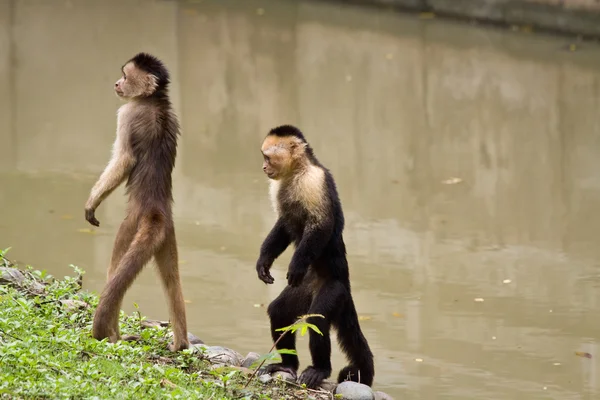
[319,0,600,38]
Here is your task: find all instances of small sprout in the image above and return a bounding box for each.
[474,298,484,302]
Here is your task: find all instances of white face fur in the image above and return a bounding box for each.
[114,62,158,99]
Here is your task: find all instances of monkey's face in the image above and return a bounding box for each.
[261,135,305,180]
[115,62,158,99]
[262,151,292,180]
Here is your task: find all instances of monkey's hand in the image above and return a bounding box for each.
[85,208,100,227]
[286,268,306,287]
[256,259,274,284]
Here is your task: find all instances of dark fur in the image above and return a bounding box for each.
[257,125,375,388]
[127,52,170,94]
[87,53,188,351]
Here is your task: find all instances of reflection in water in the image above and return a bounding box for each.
[2,0,600,397]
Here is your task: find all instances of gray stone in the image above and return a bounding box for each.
[319,380,338,392]
[241,351,261,368]
[0,267,45,293]
[165,330,204,345]
[273,370,296,383]
[374,391,394,400]
[335,381,375,400]
[203,345,243,366]
[259,374,273,384]
[0,267,25,286]
[187,332,204,345]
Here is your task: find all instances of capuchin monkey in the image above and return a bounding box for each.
[84,52,189,352]
[256,125,375,388]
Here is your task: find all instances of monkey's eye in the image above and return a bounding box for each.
[263,155,270,162]
[123,75,127,81]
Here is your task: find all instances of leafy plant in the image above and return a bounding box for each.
[244,314,325,388]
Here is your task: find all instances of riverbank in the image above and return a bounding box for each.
[0,249,393,400]
[318,0,600,39]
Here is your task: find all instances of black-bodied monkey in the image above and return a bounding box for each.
[256,125,375,388]
[84,52,189,352]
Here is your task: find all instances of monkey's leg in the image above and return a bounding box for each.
[297,280,347,389]
[154,225,189,352]
[261,285,311,376]
[107,215,136,281]
[92,216,166,343]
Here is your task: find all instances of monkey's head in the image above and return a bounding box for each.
[115,53,170,99]
[261,125,312,180]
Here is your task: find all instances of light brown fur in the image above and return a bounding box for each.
[262,136,327,219]
[84,53,189,352]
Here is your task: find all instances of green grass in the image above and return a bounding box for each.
[0,250,284,400]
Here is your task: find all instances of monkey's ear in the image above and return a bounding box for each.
[142,74,159,96]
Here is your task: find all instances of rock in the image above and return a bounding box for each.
[187,332,204,345]
[259,374,273,384]
[320,380,338,392]
[209,363,227,371]
[0,267,25,286]
[0,267,45,293]
[203,345,243,366]
[59,299,89,312]
[165,330,204,345]
[335,381,375,400]
[241,351,261,368]
[273,371,296,383]
[141,319,170,329]
[374,391,394,400]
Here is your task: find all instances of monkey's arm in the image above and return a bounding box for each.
[84,137,135,226]
[286,220,333,287]
[256,218,291,284]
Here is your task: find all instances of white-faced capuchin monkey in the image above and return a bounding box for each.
[84,53,189,352]
[256,125,375,388]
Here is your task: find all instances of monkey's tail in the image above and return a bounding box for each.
[335,297,375,387]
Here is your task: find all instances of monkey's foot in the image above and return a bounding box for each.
[121,335,141,342]
[258,363,297,378]
[298,366,331,389]
[167,341,190,352]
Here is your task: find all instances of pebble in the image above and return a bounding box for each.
[319,380,338,392]
[0,267,25,285]
[335,381,375,400]
[374,391,395,400]
[187,332,204,345]
[241,351,261,368]
[0,267,45,293]
[259,374,273,384]
[203,345,243,366]
[273,371,296,383]
[166,330,204,345]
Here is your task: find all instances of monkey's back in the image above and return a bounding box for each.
[125,99,180,217]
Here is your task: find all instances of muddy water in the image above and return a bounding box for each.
[2,0,600,398]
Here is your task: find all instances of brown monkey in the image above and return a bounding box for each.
[84,53,189,352]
